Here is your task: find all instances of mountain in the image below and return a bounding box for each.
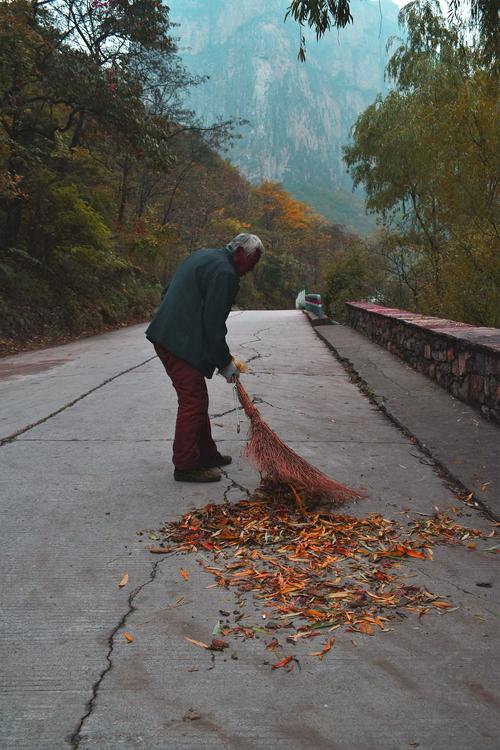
[168,0,401,233]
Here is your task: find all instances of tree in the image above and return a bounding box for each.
[0,0,241,346]
[343,1,500,325]
[322,241,385,321]
[286,0,499,64]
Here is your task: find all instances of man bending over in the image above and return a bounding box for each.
[146,233,264,483]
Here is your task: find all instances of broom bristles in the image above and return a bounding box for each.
[236,381,362,504]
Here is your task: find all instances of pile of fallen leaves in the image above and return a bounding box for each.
[150,496,495,667]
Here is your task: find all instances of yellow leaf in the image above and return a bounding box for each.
[184,636,209,649]
[433,601,454,609]
[326,591,351,599]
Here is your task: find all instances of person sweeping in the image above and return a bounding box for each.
[146,233,263,483]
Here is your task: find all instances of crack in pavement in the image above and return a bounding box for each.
[67,557,165,749]
[238,326,271,365]
[249,399,406,439]
[252,396,325,421]
[220,467,252,501]
[211,396,280,419]
[210,407,239,419]
[209,327,270,419]
[0,356,157,447]
[210,324,271,420]
[253,396,277,409]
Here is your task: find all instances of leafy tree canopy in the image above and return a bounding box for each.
[340,1,499,325]
[286,0,499,64]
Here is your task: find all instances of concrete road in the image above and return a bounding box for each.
[0,311,498,749]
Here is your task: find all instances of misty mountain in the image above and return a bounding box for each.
[169,0,401,233]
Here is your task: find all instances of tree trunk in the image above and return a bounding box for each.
[117,159,130,225]
[2,197,22,252]
[69,111,85,149]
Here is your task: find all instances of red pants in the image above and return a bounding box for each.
[153,344,217,470]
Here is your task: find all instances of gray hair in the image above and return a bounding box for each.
[227,233,264,257]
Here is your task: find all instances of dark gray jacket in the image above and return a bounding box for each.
[146,247,240,377]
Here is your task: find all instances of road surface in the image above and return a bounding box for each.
[0,311,498,749]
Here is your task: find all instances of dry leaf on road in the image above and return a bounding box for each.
[326,590,351,599]
[153,495,493,669]
[272,656,292,669]
[184,636,209,649]
[210,638,229,651]
[309,637,335,659]
[147,546,171,554]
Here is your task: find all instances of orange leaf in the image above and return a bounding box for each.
[357,622,374,635]
[184,636,209,649]
[309,637,335,659]
[432,601,454,609]
[123,632,134,643]
[180,568,189,581]
[118,572,129,588]
[266,638,280,650]
[230,568,255,577]
[272,656,292,670]
[406,549,428,559]
[304,609,325,618]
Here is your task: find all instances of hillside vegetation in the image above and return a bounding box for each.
[0,0,353,354]
[1,1,497,356]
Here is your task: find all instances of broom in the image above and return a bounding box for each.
[235,377,362,505]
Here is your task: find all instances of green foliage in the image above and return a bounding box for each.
[0,0,361,352]
[322,243,384,321]
[45,185,111,251]
[343,1,500,326]
[285,0,498,63]
[0,0,231,349]
[285,0,353,61]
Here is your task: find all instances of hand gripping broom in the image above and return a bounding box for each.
[235,378,362,505]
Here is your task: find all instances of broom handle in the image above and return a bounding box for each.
[232,380,241,433]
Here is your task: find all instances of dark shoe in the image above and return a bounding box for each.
[199,452,232,469]
[174,467,222,483]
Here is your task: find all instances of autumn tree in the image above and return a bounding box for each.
[0,0,371,351]
[343,0,500,325]
[0,0,238,345]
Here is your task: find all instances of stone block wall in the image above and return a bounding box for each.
[345,302,500,423]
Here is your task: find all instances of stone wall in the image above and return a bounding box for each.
[345,302,500,423]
